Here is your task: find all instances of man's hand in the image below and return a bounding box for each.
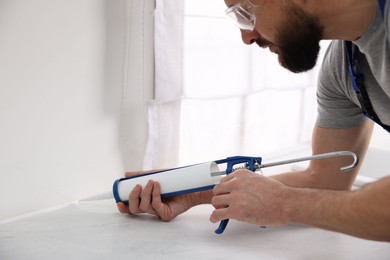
[210,169,293,226]
[117,171,213,221]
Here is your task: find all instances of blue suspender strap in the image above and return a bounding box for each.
[379,0,386,16]
[345,42,361,94]
[345,42,375,120]
[345,41,390,132]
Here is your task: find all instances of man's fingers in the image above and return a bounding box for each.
[213,175,237,195]
[117,202,129,214]
[219,172,237,183]
[125,171,150,178]
[151,182,164,211]
[128,184,142,214]
[125,169,164,178]
[210,207,230,223]
[211,194,230,209]
[139,180,155,213]
[152,182,171,220]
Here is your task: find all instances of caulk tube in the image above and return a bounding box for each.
[113,162,222,204]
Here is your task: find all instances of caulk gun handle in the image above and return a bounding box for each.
[214,168,232,234]
[215,219,229,234]
[213,156,262,234]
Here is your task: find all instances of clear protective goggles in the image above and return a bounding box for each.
[225,0,257,31]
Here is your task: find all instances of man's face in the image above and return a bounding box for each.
[227,0,324,73]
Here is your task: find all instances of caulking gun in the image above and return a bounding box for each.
[82,151,358,234]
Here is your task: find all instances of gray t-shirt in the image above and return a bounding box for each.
[316,3,390,129]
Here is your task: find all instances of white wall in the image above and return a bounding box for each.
[0,0,154,220]
[370,125,390,148]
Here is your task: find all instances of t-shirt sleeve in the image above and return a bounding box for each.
[315,40,367,129]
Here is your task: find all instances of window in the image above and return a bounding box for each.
[144,0,329,169]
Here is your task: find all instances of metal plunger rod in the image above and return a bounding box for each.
[259,151,358,172]
[211,151,358,177]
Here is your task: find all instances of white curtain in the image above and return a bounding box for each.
[144,0,329,169]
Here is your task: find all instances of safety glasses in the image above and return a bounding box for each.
[225,0,257,31]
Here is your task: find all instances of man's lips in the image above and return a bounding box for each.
[255,38,278,53]
[255,38,272,48]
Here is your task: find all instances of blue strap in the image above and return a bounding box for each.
[345,41,390,132]
[345,42,361,94]
[379,0,386,16]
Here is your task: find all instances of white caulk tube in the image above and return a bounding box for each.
[112,162,222,204]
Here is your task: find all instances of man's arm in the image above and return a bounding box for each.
[211,120,390,241]
[288,175,390,241]
[211,169,390,241]
[273,120,390,241]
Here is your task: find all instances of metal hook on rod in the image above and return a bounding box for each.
[258,151,359,172]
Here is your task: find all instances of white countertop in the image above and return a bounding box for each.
[1,199,389,260]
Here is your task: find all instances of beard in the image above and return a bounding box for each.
[259,3,324,73]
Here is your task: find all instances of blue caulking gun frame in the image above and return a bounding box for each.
[112,151,358,234]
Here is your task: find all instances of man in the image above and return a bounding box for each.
[117,0,390,241]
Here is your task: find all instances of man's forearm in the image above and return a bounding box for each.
[191,189,214,206]
[271,167,357,191]
[285,176,390,241]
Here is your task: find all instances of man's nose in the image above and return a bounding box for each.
[240,29,261,45]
